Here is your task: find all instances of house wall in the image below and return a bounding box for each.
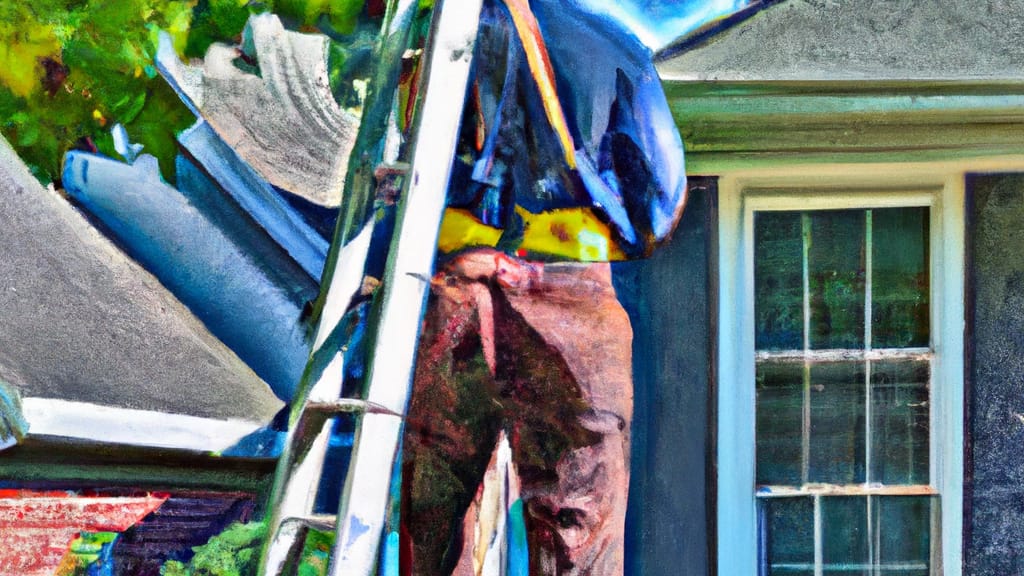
[615,178,716,576]
[965,173,1024,574]
[614,170,1024,575]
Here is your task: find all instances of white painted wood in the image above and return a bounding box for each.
[755,348,932,362]
[935,174,966,576]
[716,173,758,576]
[813,494,823,576]
[314,220,375,350]
[329,1,483,573]
[264,519,303,576]
[717,165,965,576]
[701,156,1024,182]
[756,484,938,498]
[772,561,928,572]
[21,398,269,453]
[260,221,375,576]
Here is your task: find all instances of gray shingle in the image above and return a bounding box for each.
[657,0,1024,81]
[0,136,282,422]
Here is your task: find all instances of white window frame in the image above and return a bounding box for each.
[716,166,965,576]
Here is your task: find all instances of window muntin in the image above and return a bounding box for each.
[753,207,937,575]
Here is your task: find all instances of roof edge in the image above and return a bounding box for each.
[21,398,280,456]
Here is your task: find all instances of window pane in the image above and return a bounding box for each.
[874,496,934,576]
[761,497,815,576]
[757,362,805,485]
[871,361,930,485]
[872,207,929,348]
[809,362,866,484]
[752,204,937,576]
[822,496,868,575]
[756,212,804,350]
[809,210,865,350]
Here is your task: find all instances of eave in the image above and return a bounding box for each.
[0,436,276,494]
[663,80,1024,174]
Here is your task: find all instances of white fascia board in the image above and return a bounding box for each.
[21,397,275,455]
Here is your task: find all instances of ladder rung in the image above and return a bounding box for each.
[280,514,338,533]
[375,161,411,175]
[283,399,400,465]
[304,398,400,417]
[262,515,338,575]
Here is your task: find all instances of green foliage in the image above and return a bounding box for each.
[0,0,377,185]
[0,379,28,449]
[0,0,196,183]
[274,0,363,34]
[160,521,335,576]
[295,528,335,576]
[161,522,267,576]
[0,4,61,98]
[62,532,119,576]
[185,0,272,58]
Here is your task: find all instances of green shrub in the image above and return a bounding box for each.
[161,521,267,576]
[160,521,336,576]
[0,0,368,185]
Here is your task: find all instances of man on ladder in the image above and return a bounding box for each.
[260,0,686,573]
[399,0,685,573]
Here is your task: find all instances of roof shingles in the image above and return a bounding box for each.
[0,136,282,422]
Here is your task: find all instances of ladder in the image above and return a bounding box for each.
[258,0,483,574]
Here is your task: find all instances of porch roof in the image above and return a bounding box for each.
[0,136,282,450]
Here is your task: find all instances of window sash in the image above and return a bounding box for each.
[756,349,931,362]
[756,485,937,497]
[716,175,964,576]
[757,493,940,575]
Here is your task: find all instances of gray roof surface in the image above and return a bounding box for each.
[656,0,1024,81]
[0,137,282,421]
[157,14,358,207]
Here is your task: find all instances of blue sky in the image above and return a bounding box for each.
[575,0,752,50]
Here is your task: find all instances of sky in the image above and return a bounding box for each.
[575,0,753,50]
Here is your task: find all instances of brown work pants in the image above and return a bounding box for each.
[401,249,632,575]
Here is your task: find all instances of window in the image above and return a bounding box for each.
[717,173,964,576]
[755,208,934,575]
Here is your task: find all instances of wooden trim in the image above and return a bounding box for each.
[961,175,978,566]
[663,80,1024,174]
[665,79,1024,101]
[0,438,275,494]
[716,168,965,575]
[700,176,721,576]
[935,172,967,575]
[715,165,756,576]
[20,398,273,455]
[755,348,932,363]
[756,484,939,498]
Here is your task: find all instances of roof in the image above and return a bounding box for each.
[156,14,358,207]
[61,148,317,401]
[0,136,282,428]
[656,0,1024,81]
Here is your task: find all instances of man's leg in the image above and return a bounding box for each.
[403,250,633,575]
[401,278,503,575]
[497,259,633,576]
[433,250,633,575]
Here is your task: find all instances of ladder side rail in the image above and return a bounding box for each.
[257,3,421,574]
[257,221,374,576]
[312,0,421,310]
[328,0,484,573]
